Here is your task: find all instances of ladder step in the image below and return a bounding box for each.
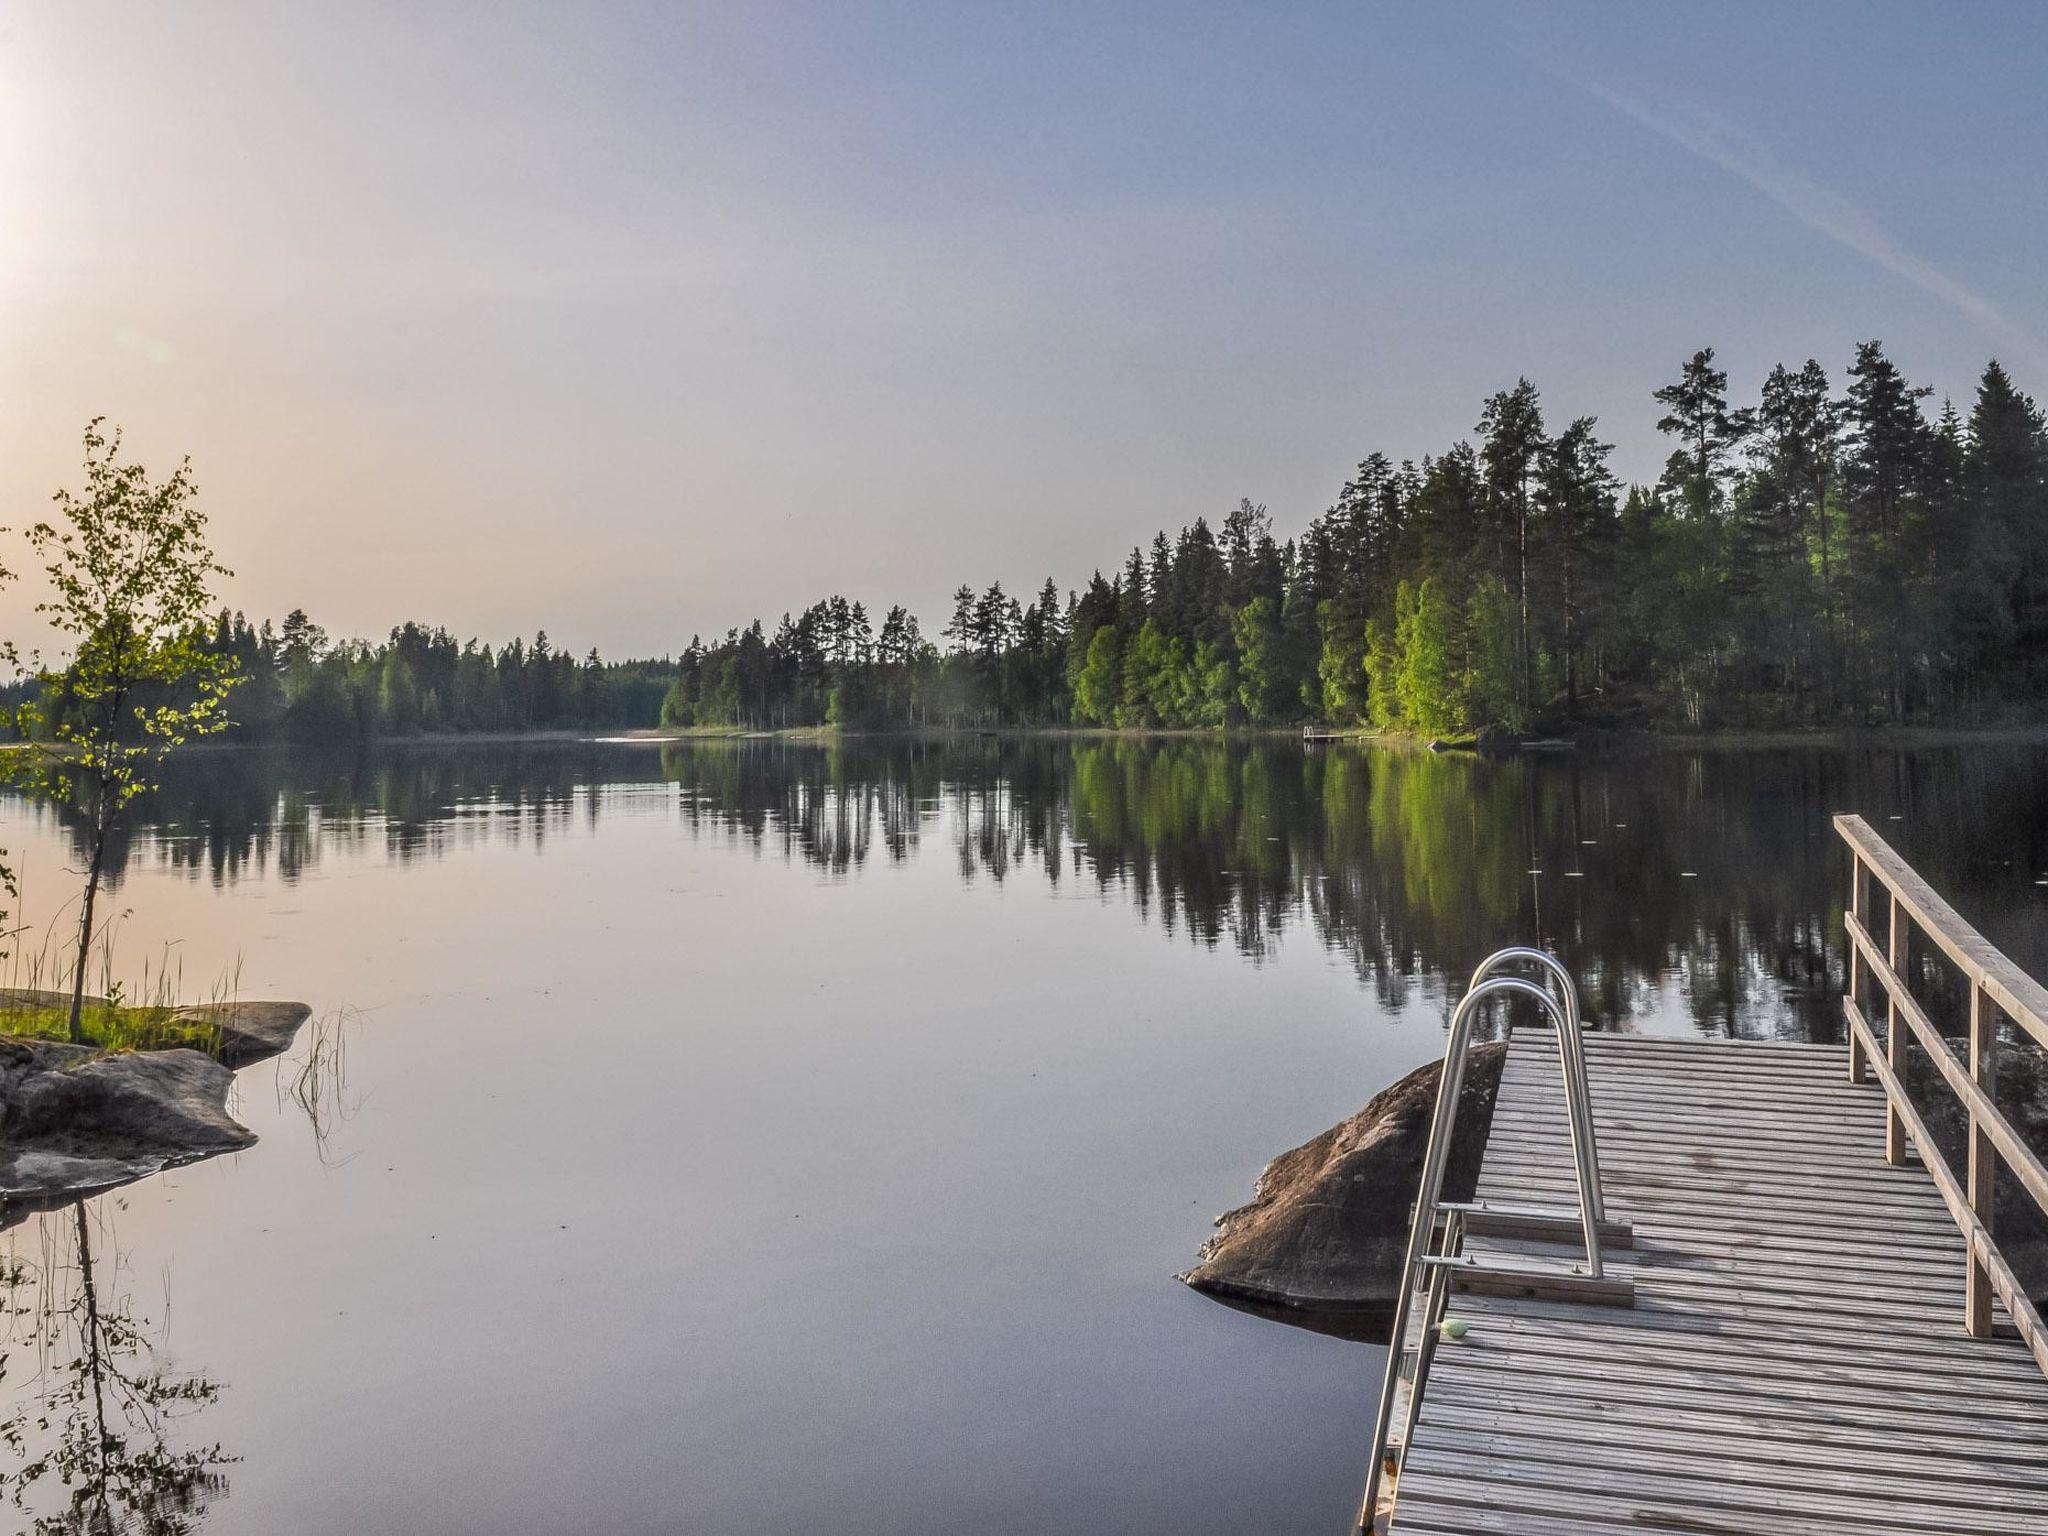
[1417,1253,1636,1307]
[1435,1200,1634,1249]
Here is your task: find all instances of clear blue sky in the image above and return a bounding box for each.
[2,1,2042,655]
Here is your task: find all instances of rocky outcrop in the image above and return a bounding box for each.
[1179,1043,1508,1341]
[0,994,312,1223]
[186,1000,315,1068]
[0,1037,252,1214]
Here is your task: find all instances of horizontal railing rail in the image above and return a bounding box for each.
[1835,812,2048,1378]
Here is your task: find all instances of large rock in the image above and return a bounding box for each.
[1180,1042,1508,1340]
[0,992,312,1224]
[0,1036,255,1219]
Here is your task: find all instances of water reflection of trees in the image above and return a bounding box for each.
[0,1201,232,1533]
[18,735,2048,1038]
[29,745,614,888]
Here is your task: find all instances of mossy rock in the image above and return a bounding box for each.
[0,988,310,1067]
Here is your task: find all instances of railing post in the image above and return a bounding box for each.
[1834,812,2048,1373]
[1885,893,1906,1167]
[1848,853,1868,1083]
[1967,983,1998,1337]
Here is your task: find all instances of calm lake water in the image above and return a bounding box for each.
[5,734,2048,1534]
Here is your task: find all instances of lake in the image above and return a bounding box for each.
[4,734,2047,1534]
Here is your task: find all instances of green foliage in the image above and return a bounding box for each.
[1463,575,1522,732]
[1315,599,1366,722]
[1363,613,1401,730]
[1396,578,1465,737]
[1116,620,1181,727]
[0,1001,222,1055]
[378,645,420,735]
[1073,625,1122,725]
[1230,596,1293,724]
[5,421,242,1041]
[1191,639,1238,727]
[8,421,241,809]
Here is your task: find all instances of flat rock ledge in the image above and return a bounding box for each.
[0,994,312,1222]
[1179,1042,1508,1341]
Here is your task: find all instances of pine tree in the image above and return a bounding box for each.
[1840,341,1933,716]
[1537,417,1619,710]
[1117,548,1149,630]
[1966,360,2048,687]
[1654,347,1753,518]
[1477,378,1546,712]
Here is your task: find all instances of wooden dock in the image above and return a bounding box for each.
[1375,815,2048,1534]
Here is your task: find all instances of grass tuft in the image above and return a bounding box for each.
[0,1002,223,1056]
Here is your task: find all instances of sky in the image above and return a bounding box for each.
[2,1,2045,659]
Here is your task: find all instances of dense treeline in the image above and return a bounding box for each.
[661,345,2048,734]
[15,343,2039,744]
[0,610,677,744]
[214,612,676,740]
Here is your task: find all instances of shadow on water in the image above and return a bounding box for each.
[1192,1288,1398,1345]
[21,734,2048,1040]
[0,1199,233,1533]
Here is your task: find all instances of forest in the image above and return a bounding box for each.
[214,614,677,739]
[0,610,674,745]
[660,344,2048,736]
[14,342,2040,747]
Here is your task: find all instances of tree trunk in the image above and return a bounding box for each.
[1563,537,1578,711]
[1517,497,1531,714]
[67,822,109,1045]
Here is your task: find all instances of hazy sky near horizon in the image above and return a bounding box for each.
[3,2,2044,658]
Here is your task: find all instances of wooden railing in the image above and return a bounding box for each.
[1837,813,2048,1377]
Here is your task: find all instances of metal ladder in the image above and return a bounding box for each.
[1355,947,1633,1535]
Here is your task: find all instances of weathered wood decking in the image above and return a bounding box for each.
[1386,1029,2048,1535]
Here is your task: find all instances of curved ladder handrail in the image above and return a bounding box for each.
[1467,947,1606,1235]
[1355,958,1609,1533]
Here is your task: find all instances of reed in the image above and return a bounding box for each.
[0,892,241,1057]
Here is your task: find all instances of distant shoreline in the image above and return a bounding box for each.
[631,722,2048,751]
[148,720,2048,756]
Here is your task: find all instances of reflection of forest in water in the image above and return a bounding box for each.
[1,1200,231,1533]
[21,735,2048,1038]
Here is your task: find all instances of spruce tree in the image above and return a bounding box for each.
[1477,378,1546,712]
[1654,347,1753,518]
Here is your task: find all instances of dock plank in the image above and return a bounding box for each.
[1385,1030,2048,1534]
